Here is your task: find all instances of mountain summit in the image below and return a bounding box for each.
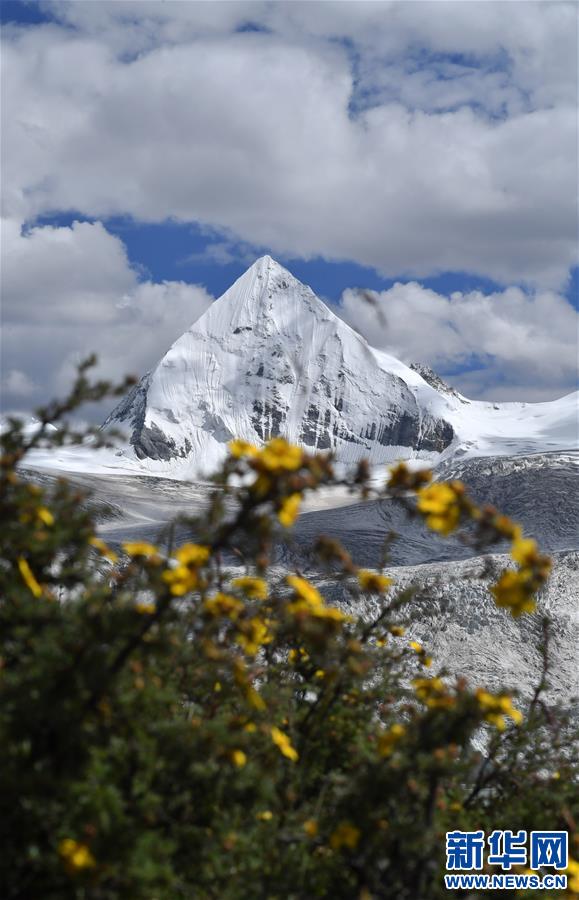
[104,256,456,470]
[103,256,576,476]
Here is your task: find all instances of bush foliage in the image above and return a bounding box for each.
[1,369,578,899]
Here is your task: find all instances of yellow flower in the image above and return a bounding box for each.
[230,749,247,768]
[417,483,461,535]
[229,439,259,459]
[412,677,455,709]
[413,676,444,698]
[162,543,210,594]
[408,639,432,666]
[204,592,244,619]
[58,838,96,871]
[330,821,361,851]
[497,695,523,725]
[174,543,210,566]
[377,723,406,757]
[311,606,351,623]
[123,541,161,560]
[357,570,393,593]
[490,570,536,617]
[257,438,303,473]
[245,686,267,711]
[278,492,302,527]
[256,810,273,821]
[510,535,539,567]
[475,689,523,729]
[288,647,309,663]
[162,565,199,596]
[231,576,268,600]
[17,558,42,598]
[89,536,118,563]
[286,575,350,623]
[565,858,579,893]
[236,617,272,656]
[303,819,318,838]
[134,600,156,615]
[287,574,323,607]
[474,689,495,709]
[37,506,54,526]
[271,726,299,762]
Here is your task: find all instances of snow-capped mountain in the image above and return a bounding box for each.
[20,256,577,703]
[103,255,577,477]
[104,256,456,472]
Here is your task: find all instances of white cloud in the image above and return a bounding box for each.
[1,1,576,288]
[0,1,576,411]
[2,217,135,323]
[339,283,578,401]
[0,219,213,415]
[1,368,36,398]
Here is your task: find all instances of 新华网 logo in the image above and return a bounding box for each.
[444,830,568,892]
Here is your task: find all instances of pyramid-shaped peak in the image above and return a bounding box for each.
[245,254,298,284]
[253,253,275,268]
[201,254,330,333]
[252,254,285,271]
[186,257,378,353]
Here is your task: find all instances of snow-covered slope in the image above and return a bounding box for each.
[103,256,458,475]
[102,255,577,477]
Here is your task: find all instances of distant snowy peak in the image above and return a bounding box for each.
[104,256,458,473]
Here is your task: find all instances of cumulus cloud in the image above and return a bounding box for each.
[0,1,577,411]
[1,1,576,288]
[1,369,36,399]
[339,283,578,401]
[0,219,213,416]
[2,218,135,324]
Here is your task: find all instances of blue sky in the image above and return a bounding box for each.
[33,210,509,305]
[1,0,577,411]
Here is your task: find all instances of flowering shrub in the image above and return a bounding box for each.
[1,369,578,899]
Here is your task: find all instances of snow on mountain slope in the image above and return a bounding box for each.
[27,256,577,479]
[103,255,458,476]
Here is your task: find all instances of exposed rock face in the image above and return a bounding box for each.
[104,256,457,471]
[410,363,468,403]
